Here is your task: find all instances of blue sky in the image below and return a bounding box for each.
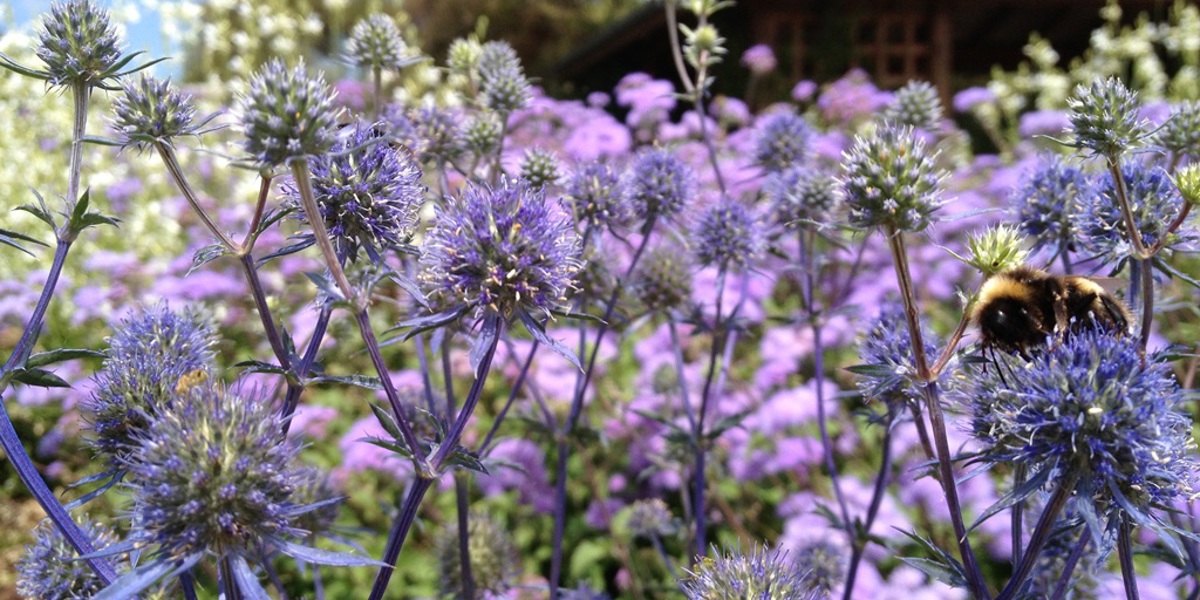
[6,0,175,76]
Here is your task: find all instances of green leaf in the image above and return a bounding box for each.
[968,465,1050,533]
[256,238,315,267]
[273,539,387,567]
[189,244,228,275]
[369,403,403,442]
[441,445,488,474]
[0,52,49,80]
[304,272,345,301]
[26,348,103,369]
[845,364,900,378]
[15,189,56,229]
[0,229,44,256]
[11,368,71,388]
[309,374,383,390]
[389,305,468,341]
[233,360,287,375]
[519,310,581,370]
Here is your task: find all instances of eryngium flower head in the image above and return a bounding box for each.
[630,246,693,313]
[463,111,502,157]
[793,540,846,598]
[384,105,465,162]
[419,178,582,318]
[519,148,561,190]
[681,545,815,600]
[112,75,199,151]
[964,224,1029,277]
[968,329,1196,511]
[436,513,519,599]
[85,304,217,466]
[125,384,313,560]
[477,41,531,113]
[290,469,342,539]
[566,160,633,231]
[692,198,765,270]
[1012,154,1089,254]
[35,0,122,88]
[754,112,812,173]
[344,14,410,71]
[625,498,675,538]
[624,147,694,224]
[1067,77,1150,157]
[287,122,424,263]
[882,80,943,130]
[239,59,339,167]
[1080,162,1189,263]
[446,37,482,77]
[1156,101,1200,159]
[17,518,118,600]
[841,123,944,233]
[762,166,840,228]
[854,302,939,413]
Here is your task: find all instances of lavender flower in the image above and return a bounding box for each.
[680,545,816,599]
[630,246,693,314]
[436,513,520,599]
[519,147,561,190]
[692,198,765,270]
[1154,100,1200,159]
[882,80,943,130]
[1067,77,1150,157]
[123,383,314,562]
[418,177,582,319]
[740,44,777,75]
[84,304,217,466]
[754,112,812,173]
[35,0,122,88]
[1011,154,1089,255]
[762,166,840,228]
[624,147,694,224]
[1080,162,1189,263]
[968,329,1195,513]
[478,40,531,113]
[112,74,200,151]
[285,121,425,263]
[952,87,995,113]
[566,159,633,231]
[17,518,118,600]
[841,123,944,233]
[344,14,412,72]
[239,59,339,167]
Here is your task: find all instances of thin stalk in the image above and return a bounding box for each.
[691,268,728,559]
[1107,158,1149,258]
[802,226,852,541]
[415,333,439,416]
[481,340,539,452]
[242,175,272,249]
[180,570,200,600]
[455,474,477,600]
[218,556,241,600]
[65,82,90,213]
[280,306,332,430]
[1048,533,1090,600]
[662,2,697,96]
[430,324,501,468]
[667,319,697,432]
[372,65,383,122]
[1137,258,1154,353]
[995,474,1078,600]
[1118,514,1141,600]
[442,336,456,421]
[1059,241,1074,275]
[289,160,354,299]
[650,533,679,581]
[1011,464,1027,566]
[549,436,572,594]
[1156,202,1193,253]
[887,230,990,600]
[156,142,240,251]
[367,478,435,600]
[355,310,426,465]
[239,254,292,371]
[842,426,892,600]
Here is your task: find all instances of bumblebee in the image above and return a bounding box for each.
[972,266,1133,357]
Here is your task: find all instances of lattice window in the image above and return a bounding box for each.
[852,12,931,88]
[760,12,819,82]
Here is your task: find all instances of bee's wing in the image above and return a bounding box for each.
[1066,275,1126,297]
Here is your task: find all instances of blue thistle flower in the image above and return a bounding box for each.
[239,59,340,168]
[630,245,693,314]
[882,80,943,130]
[762,166,840,228]
[83,304,217,467]
[793,539,846,598]
[854,302,940,414]
[436,513,520,599]
[1011,155,1090,255]
[968,329,1196,513]
[1066,77,1150,157]
[384,105,465,162]
[284,121,425,263]
[112,74,200,151]
[624,147,694,225]
[1155,101,1200,159]
[418,177,582,319]
[477,41,531,113]
[124,383,313,561]
[17,518,118,600]
[841,123,944,233]
[35,0,122,88]
[344,14,413,72]
[519,147,561,190]
[692,198,765,271]
[1080,161,1191,264]
[566,159,633,232]
[754,112,812,173]
[680,545,817,600]
[625,498,675,538]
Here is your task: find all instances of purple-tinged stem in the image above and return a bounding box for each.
[156,142,240,251]
[1137,258,1154,354]
[289,160,355,299]
[1048,533,1089,600]
[481,340,540,452]
[1011,464,1027,567]
[887,230,990,600]
[1118,514,1141,600]
[239,253,292,371]
[367,478,434,600]
[180,570,199,600]
[454,474,477,600]
[355,309,427,465]
[692,269,728,559]
[280,306,331,433]
[662,2,696,96]
[842,427,892,600]
[667,320,697,432]
[65,82,90,214]
[995,474,1078,600]
[415,333,439,416]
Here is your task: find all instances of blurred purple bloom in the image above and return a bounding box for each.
[791,80,817,102]
[740,44,777,75]
[952,87,995,113]
[1017,109,1070,138]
